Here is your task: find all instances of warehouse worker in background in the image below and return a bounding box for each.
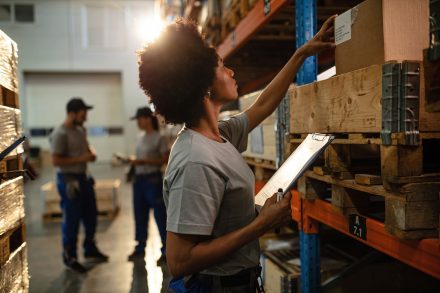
[127,106,168,264]
[137,15,336,292]
[49,98,108,273]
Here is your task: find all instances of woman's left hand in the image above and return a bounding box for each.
[298,14,337,57]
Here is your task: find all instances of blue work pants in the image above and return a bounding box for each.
[56,172,98,258]
[133,173,167,254]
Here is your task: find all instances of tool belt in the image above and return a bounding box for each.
[184,265,265,292]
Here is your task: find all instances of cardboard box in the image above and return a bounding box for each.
[335,0,429,75]
[239,90,277,162]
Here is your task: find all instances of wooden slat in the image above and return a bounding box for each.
[289,63,440,134]
[289,65,382,133]
[355,174,382,186]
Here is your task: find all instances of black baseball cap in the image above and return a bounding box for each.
[130,107,153,120]
[66,97,93,113]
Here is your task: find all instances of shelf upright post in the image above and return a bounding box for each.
[296,0,319,292]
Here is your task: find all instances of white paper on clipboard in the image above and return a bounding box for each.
[255,133,334,206]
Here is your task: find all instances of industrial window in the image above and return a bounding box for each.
[15,4,34,23]
[83,4,125,49]
[0,4,34,23]
[0,5,12,21]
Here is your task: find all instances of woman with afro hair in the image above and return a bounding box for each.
[138,15,336,292]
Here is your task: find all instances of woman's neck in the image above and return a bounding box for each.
[189,98,223,142]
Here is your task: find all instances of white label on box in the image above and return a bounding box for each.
[335,9,352,45]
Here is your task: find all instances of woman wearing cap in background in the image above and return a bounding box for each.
[138,16,335,292]
[127,106,168,265]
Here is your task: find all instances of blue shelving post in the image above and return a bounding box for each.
[296,0,320,292]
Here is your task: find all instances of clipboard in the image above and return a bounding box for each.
[255,133,335,206]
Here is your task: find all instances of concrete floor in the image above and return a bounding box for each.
[24,163,171,293]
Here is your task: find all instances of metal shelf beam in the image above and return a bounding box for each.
[217,0,290,59]
[304,198,440,279]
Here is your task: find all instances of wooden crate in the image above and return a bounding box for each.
[0,177,25,236]
[288,62,440,190]
[298,171,440,240]
[0,105,23,159]
[0,243,28,292]
[41,179,121,222]
[288,63,440,134]
[0,30,19,108]
[239,90,277,163]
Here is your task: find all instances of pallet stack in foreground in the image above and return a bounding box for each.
[0,29,29,292]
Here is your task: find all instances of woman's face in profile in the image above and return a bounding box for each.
[210,59,238,103]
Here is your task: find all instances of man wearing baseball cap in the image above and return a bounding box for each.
[49,97,108,273]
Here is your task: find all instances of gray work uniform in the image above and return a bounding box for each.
[48,124,97,259]
[49,125,89,174]
[135,131,168,175]
[164,113,259,277]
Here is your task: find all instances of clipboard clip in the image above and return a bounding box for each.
[311,133,331,141]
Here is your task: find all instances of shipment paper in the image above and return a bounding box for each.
[255,133,334,206]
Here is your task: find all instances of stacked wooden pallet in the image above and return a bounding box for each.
[0,29,29,292]
[292,0,440,240]
[197,0,259,45]
[41,179,121,222]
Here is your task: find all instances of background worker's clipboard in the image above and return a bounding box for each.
[255,133,335,206]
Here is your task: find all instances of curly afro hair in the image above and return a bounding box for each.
[138,19,218,126]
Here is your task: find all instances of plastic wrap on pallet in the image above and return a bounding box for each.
[0,30,18,93]
[0,243,29,292]
[0,177,25,235]
[0,105,23,156]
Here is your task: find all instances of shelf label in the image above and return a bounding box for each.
[349,214,366,240]
[335,9,351,46]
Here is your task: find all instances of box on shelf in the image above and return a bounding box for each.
[239,90,276,163]
[335,0,428,75]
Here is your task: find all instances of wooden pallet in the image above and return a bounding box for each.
[290,133,440,191]
[0,85,19,108]
[0,154,23,184]
[42,206,120,223]
[244,156,276,179]
[0,221,26,268]
[298,171,440,240]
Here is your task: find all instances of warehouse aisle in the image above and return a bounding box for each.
[24,163,171,293]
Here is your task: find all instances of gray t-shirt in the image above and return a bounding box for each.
[163,113,258,276]
[49,124,89,174]
[135,130,168,175]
